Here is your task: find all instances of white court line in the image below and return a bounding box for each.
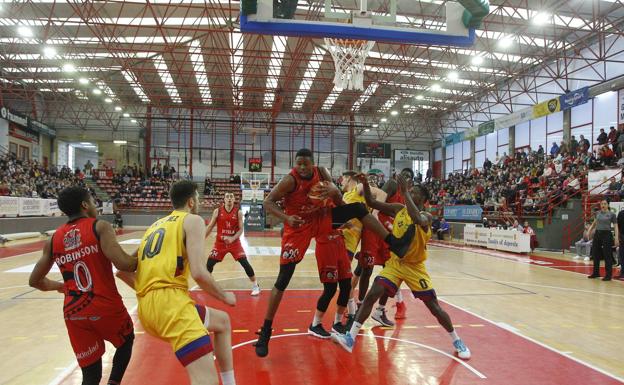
[439,299,624,384]
[0,284,29,290]
[231,332,487,379]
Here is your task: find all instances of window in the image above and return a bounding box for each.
[571,99,592,127]
[453,142,462,171]
[593,91,617,144]
[434,147,442,161]
[9,142,17,156]
[475,136,486,169]
[515,122,530,148]
[530,117,546,152]
[547,111,563,133]
[486,132,497,162]
[19,146,29,161]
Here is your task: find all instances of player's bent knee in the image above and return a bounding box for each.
[207,308,230,333]
[274,263,296,291]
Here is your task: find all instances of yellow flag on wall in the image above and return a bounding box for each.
[532,98,561,119]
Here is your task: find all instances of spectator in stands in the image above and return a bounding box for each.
[608,126,618,147]
[574,222,593,260]
[426,168,432,182]
[229,174,236,183]
[436,218,450,240]
[483,157,492,171]
[537,145,544,157]
[482,216,489,228]
[570,135,579,156]
[617,126,624,158]
[597,128,608,145]
[523,221,537,250]
[579,135,590,154]
[598,145,615,166]
[512,219,523,232]
[550,142,560,157]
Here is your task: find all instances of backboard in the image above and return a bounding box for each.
[240,0,488,47]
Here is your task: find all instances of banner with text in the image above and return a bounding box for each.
[494,108,533,130]
[18,198,43,216]
[357,157,391,178]
[533,98,561,119]
[559,87,589,111]
[44,199,62,216]
[464,226,531,253]
[394,149,429,162]
[443,205,483,221]
[0,196,19,217]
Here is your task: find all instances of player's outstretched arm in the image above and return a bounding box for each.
[205,208,219,238]
[397,175,429,227]
[185,214,236,306]
[263,175,304,228]
[97,220,137,272]
[359,174,402,216]
[28,239,63,292]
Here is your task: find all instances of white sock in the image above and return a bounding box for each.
[349,321,363,337]
[449,330,460,342]
[376,305,385,312]
[334,313,342,324]
[221,370,236,385]
[395,290,404,303]
[312,313,323,327]
[251,281,259,288]
[347,298,357,315]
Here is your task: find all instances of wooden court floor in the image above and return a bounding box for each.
[1,231,623,385]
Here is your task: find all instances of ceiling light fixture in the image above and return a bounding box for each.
[416,95,424,100]
[471,56,484,66]
[92,88,102,95]
[498,36,514,49]
[380,118,387,122]
[78,78,89,85]
[17,26,33,38]
[364,128,370,132]
[123,113,129,117]
[447,71,459,81]
[430,84,441,91]
[131,119,137,123]
[104,97,112,103]
[114,106,122,111]
[42,46,56,58]
[113,140,127,145]
[390,110,399,116]
[62,63,76,72]
[372,124,378,128]
[533,12,551,25]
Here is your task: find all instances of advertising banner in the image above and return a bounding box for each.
[494,108,533,130]
[394,149,429,162]
[559,87,589,111]
[44,199,62,216]
[102,201,114,215]
[357,157,391,178]
[477,121,495,136]
[0,196,19,217]
[443,205,483,221]
[464,227,531,253]
[533,98,561,119]
[18,198,43,216]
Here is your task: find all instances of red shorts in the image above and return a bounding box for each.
[209,241,246,261]
[65,308,133,368]
[360,228,389,268]
[315,232,352,283]
[280,210,332,265]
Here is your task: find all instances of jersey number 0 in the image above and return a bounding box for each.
[142,228,166,260]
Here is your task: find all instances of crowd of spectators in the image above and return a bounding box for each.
[426,133,624,217]
[0,153,99,203]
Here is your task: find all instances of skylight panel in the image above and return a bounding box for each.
[189,40,211,104]
[154,55,182,103]
[122,70,150,103]
[264,36,287,108]
[292,47,325,109]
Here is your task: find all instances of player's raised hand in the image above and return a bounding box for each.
[396,174,409,194]
[223,291,237,306]
[286,215,305,228]
[354,173,368,184]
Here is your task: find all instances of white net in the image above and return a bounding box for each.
[324,38,375,91]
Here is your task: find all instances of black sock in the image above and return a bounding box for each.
[384,233,392,244]
[263,319,273,330]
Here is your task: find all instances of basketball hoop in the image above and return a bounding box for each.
[324,38,374,91]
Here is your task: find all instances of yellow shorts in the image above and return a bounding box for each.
[138,288,212,366]
[342,224,362,256]
[376,258,436,300]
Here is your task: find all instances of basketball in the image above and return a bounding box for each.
[308,181,333,207]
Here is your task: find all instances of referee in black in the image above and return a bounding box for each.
[588,200,618,281]
[617,204,624,279]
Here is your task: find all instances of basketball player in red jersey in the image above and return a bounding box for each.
[254,148,416,357]
[29,187,137,385]
[205,192,260,296]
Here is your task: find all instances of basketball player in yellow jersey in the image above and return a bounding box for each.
[333,174,471,360]
[134,181,238,385]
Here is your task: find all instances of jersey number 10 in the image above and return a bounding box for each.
[142,229,166,260]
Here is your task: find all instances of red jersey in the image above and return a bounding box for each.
[52,217,124,318]
[379,189,405,230]
[283,166,324,219]
[216,205,241,246]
